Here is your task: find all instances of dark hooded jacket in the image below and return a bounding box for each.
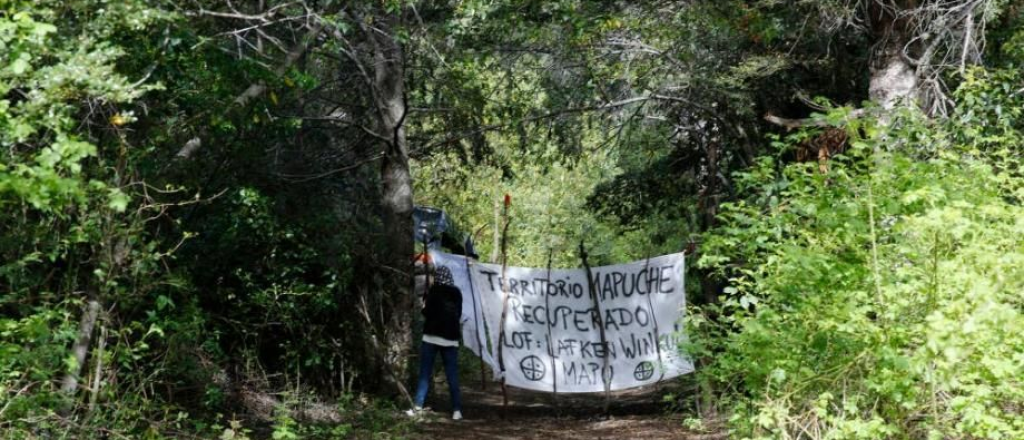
[423,267,462,341]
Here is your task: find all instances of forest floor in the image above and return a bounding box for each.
[407,380,724,440]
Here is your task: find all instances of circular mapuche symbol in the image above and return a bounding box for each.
[519,355,546,381]
[633,361,655,381]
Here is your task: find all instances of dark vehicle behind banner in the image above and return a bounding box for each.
[414,206,476,257]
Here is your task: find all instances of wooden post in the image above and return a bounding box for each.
[641,253,667,383]
[579,241,611,416]
[463,253,488,390]
[496,194,512,419]
[470,224,492,391]
[544,249,559,408]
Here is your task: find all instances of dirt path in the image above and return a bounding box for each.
[411,382,723,439]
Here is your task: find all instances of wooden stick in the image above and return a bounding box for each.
[762,108,865,130]
[641,253,668,382]
[87,324,107,415]
[544,249,559,408]
[176,24,324,159]
[496,196,512,419]
[579,241,611,416]
[464,254,488,390]
[470,223,493,391]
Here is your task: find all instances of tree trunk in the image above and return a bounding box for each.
[869,40,918,110]
[868,1,920,110]
[697,138,724,306]
[371,16,414,402]
[61,296,101,397]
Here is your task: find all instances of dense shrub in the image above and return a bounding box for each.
[696,104,1023,439]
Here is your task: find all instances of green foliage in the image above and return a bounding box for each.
[183,186,358,388]
[272,410,300,440]
[0,308,75,417]
[416,148,619,267]
[696,105,1023,438]
[953,67,1023,199]
[219,419,254,440]
[411,33,694,267]
[1,0,172,431]
[0,2,157,211]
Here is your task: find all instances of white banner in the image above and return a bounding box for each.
[471,253,693,393]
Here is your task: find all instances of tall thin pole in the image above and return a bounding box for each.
[470,224,493,391]
[641,252,667,382]
[579,241,611,415]
[464,253,487,390]
[496,195,512,419]
[544,249,559,407]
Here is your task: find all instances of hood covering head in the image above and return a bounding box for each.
[433,265,455,287]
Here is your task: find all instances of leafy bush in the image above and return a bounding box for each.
[695,105,1023,439]
[1,0,176,435]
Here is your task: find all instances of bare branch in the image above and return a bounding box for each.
[763,109,866,130]
[176,23,323,159]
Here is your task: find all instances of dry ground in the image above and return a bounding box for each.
[410,380,724,440]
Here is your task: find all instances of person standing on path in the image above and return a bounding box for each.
[409,264,464,420]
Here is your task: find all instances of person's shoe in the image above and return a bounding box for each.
[405,407,425,418]
[452,410,463,420]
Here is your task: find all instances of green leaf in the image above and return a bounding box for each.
[9,54,31,74]
[108,189,130,212]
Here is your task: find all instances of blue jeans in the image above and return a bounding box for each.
[413,341,462,412]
